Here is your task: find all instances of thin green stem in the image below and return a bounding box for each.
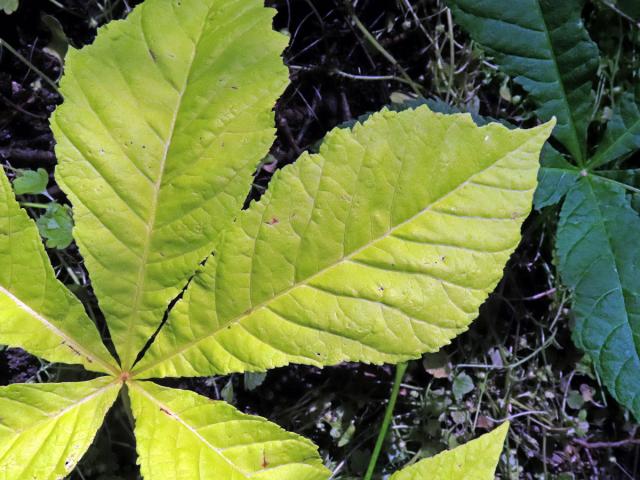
[364,362,408,480]
[0,38,61,95]
[348,11,423,96]
[20,201,49,210]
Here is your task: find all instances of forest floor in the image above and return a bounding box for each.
[1,1,639,478]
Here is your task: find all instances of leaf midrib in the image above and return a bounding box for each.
[0,380,118,452]
[120,6,214,368]
[133,128,545,377]
[130,381,253,478]
[0,285,118,375]
[533,0,585,164]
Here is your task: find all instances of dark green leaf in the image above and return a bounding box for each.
[534,144,581,209]
[446,0,599,163]
[12,168,49,195]
[590,93,640,169]
[596,168,640,188]
[557,178,640,418]
[36,202,74,249]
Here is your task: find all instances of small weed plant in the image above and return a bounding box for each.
[447,0,640,420]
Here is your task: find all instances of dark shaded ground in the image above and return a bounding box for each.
[1,1,639,479]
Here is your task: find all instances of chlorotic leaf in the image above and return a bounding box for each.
[533,144,581,210]
[0,166,118,374]
[446,0,599,163]
[557,177,640,418]
[0,377,120,480]
[51,0,290,368]
[590,92,640,169]
[36,202,74,249]
[134,107,553,379]
[389,422,509,480]
[128,381,330,480]
[12,168,49,195]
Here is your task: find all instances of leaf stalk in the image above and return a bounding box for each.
[364,361,408,480]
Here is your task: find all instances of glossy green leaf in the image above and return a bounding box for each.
[0,377,119,479]
[590,92,640,169]
[446,0,599,163]
[128,381,330,480]
[389,422,508,480]
[0,166,118,375]
[51,0,290,368]
[36,202,74,249]
[557,177,640,417]
[134,107,553,379]
[533,144,581,209]
[12,168,49,195]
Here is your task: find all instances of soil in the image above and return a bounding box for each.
[0,1,638,479]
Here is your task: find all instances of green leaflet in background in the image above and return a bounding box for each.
[12,168,48,195]
[589,92,640,169]
[445,0,599,163]
[557,177,640,418]
[0,166,118,374]
[36,202,74,249]
[128,381,330,480]
[51,0,290,368]
[0,378,119,480]
[533,144,581,209]
[134,107,553,379]
[389,422,509,480]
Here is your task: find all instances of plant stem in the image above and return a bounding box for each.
[20,202,49,210]
[347,10,423,96]
[364,362,408,480]
[0,38,61,95]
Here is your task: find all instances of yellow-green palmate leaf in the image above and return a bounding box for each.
[128,381,330,480]
[389,422,509,480]
[0,377,119,479]
[0,166,118,375]
[50,0,290,368]
[1,1,554,476]
[133,107,554,379]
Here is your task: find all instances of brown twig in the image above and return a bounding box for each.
[574,438,640,449]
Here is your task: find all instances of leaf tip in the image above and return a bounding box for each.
[493,420,510,444]
[540,117,557,137]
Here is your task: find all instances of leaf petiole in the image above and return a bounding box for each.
[364,362,409,480]
[19,201,49,210]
